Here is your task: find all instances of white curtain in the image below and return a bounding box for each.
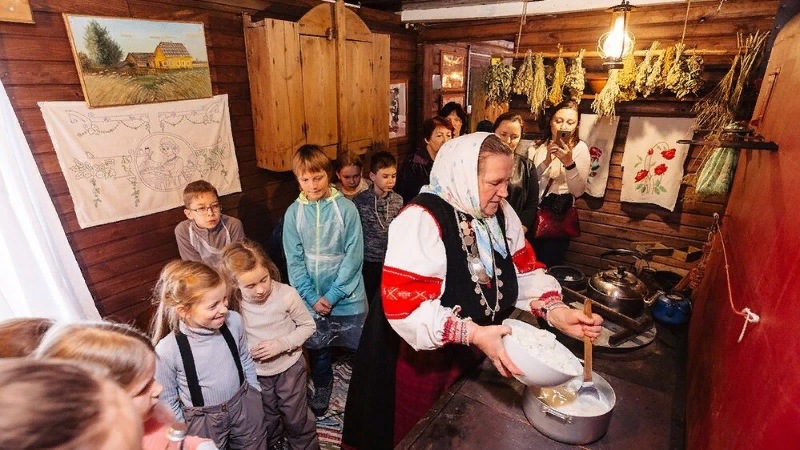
[0,79,100,321]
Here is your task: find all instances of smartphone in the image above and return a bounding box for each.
[558,129,572,142]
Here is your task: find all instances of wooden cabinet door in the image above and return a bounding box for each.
[344,39,374,154]
[244,18,305,172]
[342,35,390,155]
[299,35,339,161]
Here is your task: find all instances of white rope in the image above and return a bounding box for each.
[737,307,760,343]
[713,213,760,343]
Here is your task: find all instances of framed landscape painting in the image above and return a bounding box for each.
[63,15,212,108]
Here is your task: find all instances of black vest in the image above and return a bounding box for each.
[411,193,519,326]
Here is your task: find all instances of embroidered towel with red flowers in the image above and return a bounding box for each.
[620,116,694,211]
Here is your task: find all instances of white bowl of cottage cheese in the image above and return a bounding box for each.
[502,319,582,387]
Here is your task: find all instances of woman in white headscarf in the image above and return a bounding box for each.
[342,133,602,450]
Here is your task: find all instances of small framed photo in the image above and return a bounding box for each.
[389,79,408,140]
[0,0,34,23]
[441,91,465,110]
[440,51,465,91]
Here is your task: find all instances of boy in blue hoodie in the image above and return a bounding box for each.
[282,144,367,417]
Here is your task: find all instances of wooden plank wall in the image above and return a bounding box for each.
[418,0,778,277]
[0,0,416,328]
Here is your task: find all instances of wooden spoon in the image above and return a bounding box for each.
[577,298,602,401]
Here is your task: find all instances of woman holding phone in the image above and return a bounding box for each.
[528,100,590,267]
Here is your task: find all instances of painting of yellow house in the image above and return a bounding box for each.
[64,15,212,107]
[154,42,193,69]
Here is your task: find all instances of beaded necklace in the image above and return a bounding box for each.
[373,192,391,230]
[456,210,503,320]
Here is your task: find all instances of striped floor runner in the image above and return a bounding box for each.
[313,359,352,449]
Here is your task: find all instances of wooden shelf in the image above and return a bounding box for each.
[578,94,698,102]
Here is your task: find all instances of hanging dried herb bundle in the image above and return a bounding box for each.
[635,41,661,95]
[617,51,638,101]
[674,54,704,99]
[484,61,515,107]
[592,69,621,118]
[642,53,664,97]
[693,52,739,133]
[693,30,768,132]
[530,53,548,117]
[547,54,567,106]
[660,46,676,81]
[729,31,770,113]
[664,43,686,91]
[564,49,586,101]
[512,50,534,97]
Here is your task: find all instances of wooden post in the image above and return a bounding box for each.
[335,0,348,158]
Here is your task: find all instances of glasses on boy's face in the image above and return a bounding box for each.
[190,203,221,215]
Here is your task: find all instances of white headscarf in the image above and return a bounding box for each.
[420,132,508,276]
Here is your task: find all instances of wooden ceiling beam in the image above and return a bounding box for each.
[418,0,778,42]
[401,0,700,23]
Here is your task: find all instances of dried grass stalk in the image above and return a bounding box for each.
[694,30,769,131]
[592,69,621,118]
[730,31,769,111]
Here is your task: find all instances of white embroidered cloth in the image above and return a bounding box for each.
[620,117,694,211]
[579,114,619,198]
[39,95,241,228]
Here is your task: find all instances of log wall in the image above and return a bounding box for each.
[0,0,416,327]
[418,0,779,277]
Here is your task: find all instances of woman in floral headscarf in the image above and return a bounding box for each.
[342,133,602,449]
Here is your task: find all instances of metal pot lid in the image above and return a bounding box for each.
[590,267,648,299]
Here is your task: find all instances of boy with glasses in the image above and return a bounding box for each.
[174,180,245,267]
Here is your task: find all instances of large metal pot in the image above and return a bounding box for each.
[588,249,649,318]
[523,372,616,444]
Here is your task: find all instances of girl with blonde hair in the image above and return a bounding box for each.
[34,321,217,450]
[150,260,268,449]
[221,240,319,449]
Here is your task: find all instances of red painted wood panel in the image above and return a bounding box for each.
[686,14,800,449]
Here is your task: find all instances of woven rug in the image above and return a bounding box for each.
[312,358,352,449]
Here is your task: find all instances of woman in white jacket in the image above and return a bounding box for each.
[528,100,591,267]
